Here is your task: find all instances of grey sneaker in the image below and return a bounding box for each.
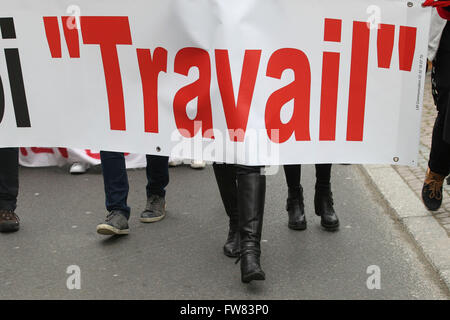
[140,194,166,223]
[96,210,130,235]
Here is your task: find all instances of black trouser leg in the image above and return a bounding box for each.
[236,165,266,283]
[146,155,169,198]
[429,112,450,176]
[283,164,301,192]
[0,148,19,212]
[429,22,450,175]
[213,163,239,257]
[283,165,306,230]
[315,164,332,187]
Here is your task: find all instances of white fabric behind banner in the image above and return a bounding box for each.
[428,8,446,61]
[0,0,431,165]
[18,148,147,168]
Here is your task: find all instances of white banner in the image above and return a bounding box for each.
[0,0,431,165]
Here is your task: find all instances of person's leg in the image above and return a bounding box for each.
[429,109,450,176]
[423,94,450,210]
[314,164,339,231]
[140,155,169,223]
[145,155,169,198]
[213,163,239,257]
[315,164,331,187]
[96,151,130,235]
[0,148,19,211]
[283,165,301,192]
[423,23,450,211]
[236,165,266,283]
[0,148,20,233]
[283,165,306,230]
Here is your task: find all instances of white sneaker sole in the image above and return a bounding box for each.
[140,213,166,223]
[96,224,129,235]
[190,162,206,169]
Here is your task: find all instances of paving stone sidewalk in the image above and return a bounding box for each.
[393,72,450,235]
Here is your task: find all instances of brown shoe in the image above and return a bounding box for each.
[422,168,445,211]
[0,210,20,233]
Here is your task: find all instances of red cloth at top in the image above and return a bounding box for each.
[438,7,450,20]
[423,0,450,20]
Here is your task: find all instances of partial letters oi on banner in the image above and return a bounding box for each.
[0,0,431,165]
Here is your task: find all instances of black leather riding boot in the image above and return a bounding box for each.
[286,186,306,230]
[213,163,240,257]
[314,183,340,231]
[236,166,266,283]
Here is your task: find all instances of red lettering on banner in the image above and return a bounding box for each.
[399,26,417,72]
[61,17,80,58]
[58,148,69,158]
[85,149,100,159]
[40,16,420,146]
[215,50,261,142]
[80,17,132,131]
[324,18,342,42]
[43,17,62,58]
[31,147,54,154]
[137,47,168,133]
[28,147,68,158]
[265,48,311,143]
[320,19,342,141]
[173,48,214,138]
[346,22,370,142]
[377,24,395,69]
[20,148,28,156]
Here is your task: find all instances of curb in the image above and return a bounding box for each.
[361,164,450,293]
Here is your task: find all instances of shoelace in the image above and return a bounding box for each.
[423,0,450,7]
[428,180,443,200]
[146,195,161,210]
[105,211,119,221]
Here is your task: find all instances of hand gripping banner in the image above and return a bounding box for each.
[0,0,431,165]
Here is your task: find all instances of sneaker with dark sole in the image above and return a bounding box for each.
[96,210,130,235]
[0,210,20,233]
[140,194,166,223]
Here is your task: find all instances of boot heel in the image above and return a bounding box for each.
[242,271,266,283]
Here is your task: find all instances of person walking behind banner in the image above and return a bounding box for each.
[213,163,266,283]
[96,152,169,235]
[0,148,20,233]
[283,164,339,231]
[169,157,207,169]
[422,2,450,211]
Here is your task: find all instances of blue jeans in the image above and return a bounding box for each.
[0,148,19,211]
[100,151,169,218]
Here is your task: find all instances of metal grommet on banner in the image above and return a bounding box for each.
[156,147,161,152]
[393,157,399,163]
[407,2,414,7]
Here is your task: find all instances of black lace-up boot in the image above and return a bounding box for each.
[286,186,306,230]
[314,184,339,231]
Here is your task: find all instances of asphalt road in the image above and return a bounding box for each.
[0,164,448,299]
